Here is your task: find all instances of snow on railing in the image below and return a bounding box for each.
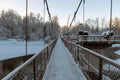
[2,39,57,80]
[62,38,120,80]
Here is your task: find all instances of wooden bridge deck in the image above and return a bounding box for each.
[43,37,87,80]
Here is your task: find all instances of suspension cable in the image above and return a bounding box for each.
[43,0,46,22]
[68,0,83,31]
[44,0,53,25]
[83,0,85,30]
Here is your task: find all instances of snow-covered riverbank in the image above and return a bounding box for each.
[0,39,46,60]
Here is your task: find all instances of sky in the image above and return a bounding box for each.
[0,0,120,26]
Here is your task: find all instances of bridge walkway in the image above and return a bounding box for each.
[42,37,87,80]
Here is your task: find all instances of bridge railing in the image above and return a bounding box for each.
[62,38,120,80]
[113,35,120,43]
[85,35,108,42]
[2,39,57,80]
[69,35,120,44]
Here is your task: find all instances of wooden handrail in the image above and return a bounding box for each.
[63,38,120,68]
[62,38,120,80]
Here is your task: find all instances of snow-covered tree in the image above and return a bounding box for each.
[43,16,60,39]
[0,9,22,39]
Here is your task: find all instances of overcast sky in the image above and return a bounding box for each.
[0,0,120,26]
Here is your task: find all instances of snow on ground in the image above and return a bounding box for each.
[0,39,46,60]
[112,44,120,47]
[112,44,120,64]
[113,44,120,56]
[115,59,120,65]
[42,37,87,80]
[115,50,120,56]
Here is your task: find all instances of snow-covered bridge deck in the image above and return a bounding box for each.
[43,38,87,80]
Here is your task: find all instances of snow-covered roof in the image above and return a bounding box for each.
[102,30,113,36]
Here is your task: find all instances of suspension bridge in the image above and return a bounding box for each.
[1,0,120,80]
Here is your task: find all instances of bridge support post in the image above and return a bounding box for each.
[77,46,79,63]
[47,47,48,60]
[33,60,37,80]
[99,58,103,80]
[75,46,77,62]
[114,37,115,44]
[70,43,72,53]
[40,53,43,79]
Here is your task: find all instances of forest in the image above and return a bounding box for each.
[62,17,120,35]
[0,9,60,41]
[0,9,120,41]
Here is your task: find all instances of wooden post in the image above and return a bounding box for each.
[40,54,43,79]
[33,60,36,80]
[75,46,77,62]
[114,37,115,44]
[44,49,46,68]
[47,47,48,60]
[71,43,72,53]
[99,58,103,80]
[77,46,79,63]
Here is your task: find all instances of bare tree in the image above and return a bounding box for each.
[94,17,100,34]
[113,17,120,35]
[101,17,106,32]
